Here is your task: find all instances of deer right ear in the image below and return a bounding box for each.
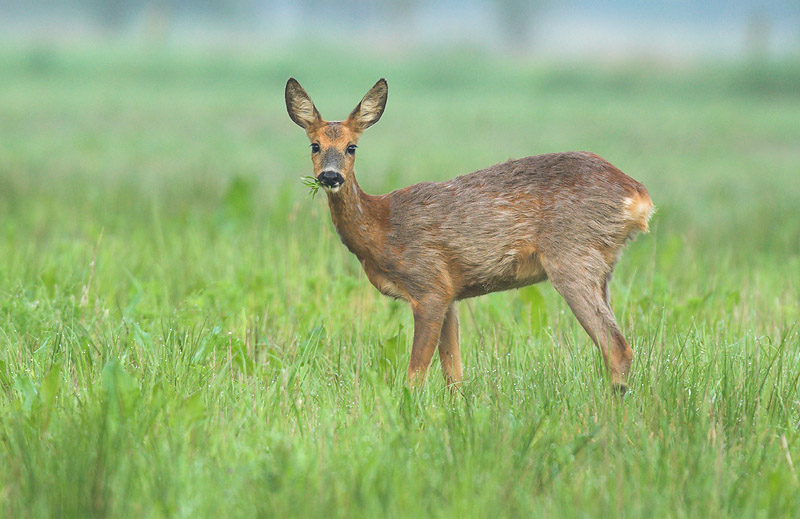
[285,78,322,130]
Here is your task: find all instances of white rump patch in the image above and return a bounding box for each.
[623,195,655,233]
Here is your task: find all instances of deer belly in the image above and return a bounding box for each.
[510,247,547,285]
[457,247,547,298]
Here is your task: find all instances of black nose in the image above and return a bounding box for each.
[318,170,344,188]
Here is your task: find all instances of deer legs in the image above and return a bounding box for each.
[438,304,463,386]
[405,270,633,393]
[407,299,463,387]
[548,270,633,393]
[403,254,636,393]
[407,298,447,385]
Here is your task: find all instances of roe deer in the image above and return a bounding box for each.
[285,77,653,394]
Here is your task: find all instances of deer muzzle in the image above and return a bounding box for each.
[318,170,345,190]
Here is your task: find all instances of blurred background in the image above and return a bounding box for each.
[0,1,798,328]
[3,5,800,517]
[2,0,800,58]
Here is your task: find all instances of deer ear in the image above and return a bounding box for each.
[285,78,322,130]
[346,78,387,132]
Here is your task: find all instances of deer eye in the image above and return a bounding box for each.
[310,143,320,153]
[346,145,357,156]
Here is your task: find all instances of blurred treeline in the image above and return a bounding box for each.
[4,0,798,56]
[2,1,800,64]
[2,0,544,40]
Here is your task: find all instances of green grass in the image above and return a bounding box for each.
[0,43,799,518]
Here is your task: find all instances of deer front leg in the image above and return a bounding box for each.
[407,297,449,386]
[438,303,463,387]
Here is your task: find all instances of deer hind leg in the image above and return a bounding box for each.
[548,267,633,394]
[407,297,449,386]
[438,303,463,387]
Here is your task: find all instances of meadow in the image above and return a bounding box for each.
[0,43,799,518]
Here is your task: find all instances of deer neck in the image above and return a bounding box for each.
[325,172,387,262]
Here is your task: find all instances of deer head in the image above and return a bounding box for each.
[285,78,388,193]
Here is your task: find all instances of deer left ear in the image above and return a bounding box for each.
[346,78,387,132]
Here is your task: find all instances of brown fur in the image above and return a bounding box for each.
[286,78,654,392]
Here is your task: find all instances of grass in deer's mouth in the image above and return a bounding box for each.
[301,175,323,199]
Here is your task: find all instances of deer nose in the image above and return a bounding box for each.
[318,170,344,188]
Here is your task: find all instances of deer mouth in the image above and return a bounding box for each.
[318,171,345,191]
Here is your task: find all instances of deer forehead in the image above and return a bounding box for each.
[311,122,358,147]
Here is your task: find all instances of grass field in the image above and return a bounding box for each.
[1,43,799,518]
